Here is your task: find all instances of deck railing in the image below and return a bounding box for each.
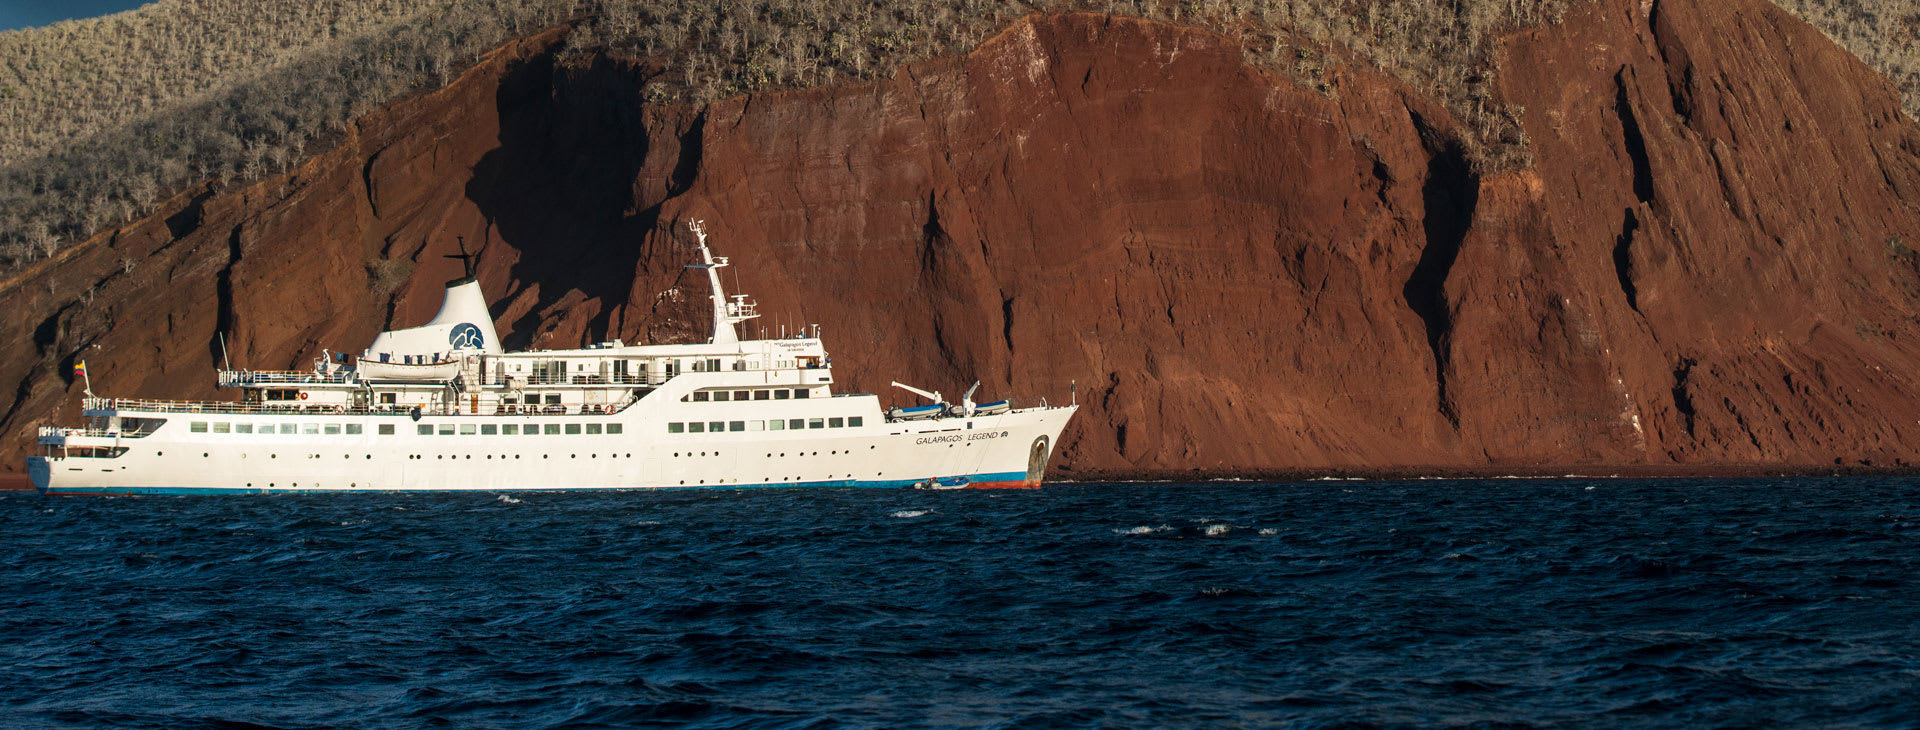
[217,370,356,386]
[85,396,634,418]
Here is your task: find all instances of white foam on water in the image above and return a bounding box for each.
[1203,523,1231,537]
[1114,524,1173,536]
[496,495,522,504]
[1257,528,1278,536]
[890,509,932,519]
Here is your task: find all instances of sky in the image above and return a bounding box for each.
[0,0,150,32]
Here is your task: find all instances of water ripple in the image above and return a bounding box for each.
[3,478,1918,727]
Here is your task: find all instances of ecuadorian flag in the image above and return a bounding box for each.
[72,361,85,378]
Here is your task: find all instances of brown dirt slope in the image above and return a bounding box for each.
[4,0,1920,479]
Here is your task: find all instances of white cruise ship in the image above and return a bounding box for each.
[27,221,1077,495]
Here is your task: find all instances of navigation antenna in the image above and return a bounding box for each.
[686,219,759,345]
[445,235,477,282]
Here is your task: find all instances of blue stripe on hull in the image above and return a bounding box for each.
[37,471,1032,496]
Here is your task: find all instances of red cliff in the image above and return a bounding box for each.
[6,0,1920,480]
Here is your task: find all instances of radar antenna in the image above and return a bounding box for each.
[444,235,477,282]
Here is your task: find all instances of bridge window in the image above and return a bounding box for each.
[585,424,602,435]
[190,422,208,433]
[849,416,863,428]
[754,390,770,400]
[768,419,785,431]
[565,424,581,435]
[502,425,518,435]
[481,425,497,435]
[325,424,342,435]
[713,391,729,402]
[669,423,684,434]
[607,424,623,435]
[708,421,724,432]
[437,424,454,435]
[212,422,231,434]
[774,390,789,400]
[793,389,810,399]
[688,422,704,433]
[789,419,804,430]
[235,423,253,434]
[345,424,363,435]
[303,424,321,435]
[459,424,476,435]
[280,424,296,434]
[809,418,824,429]
[418,425,433,436]
[729,421,745,432]
[544,424,561,435]
[829,417,844,428]
[378,424,395,435]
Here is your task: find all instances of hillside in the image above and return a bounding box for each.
[3,0,1920,478]
[8,0,1917,270]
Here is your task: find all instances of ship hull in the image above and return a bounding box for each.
[29,405,1074,495]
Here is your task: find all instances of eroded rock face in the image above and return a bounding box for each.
[5,0,1920,478]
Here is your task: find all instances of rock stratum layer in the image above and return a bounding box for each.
[5,0,1920,479]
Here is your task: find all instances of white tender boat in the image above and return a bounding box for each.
[27,221,1076,495]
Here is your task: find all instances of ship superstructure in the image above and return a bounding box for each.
[28,221,1076,494]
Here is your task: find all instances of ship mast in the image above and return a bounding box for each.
[688,219,758,344]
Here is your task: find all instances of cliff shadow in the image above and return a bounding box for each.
[466,53,660,350]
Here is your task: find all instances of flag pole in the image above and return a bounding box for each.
[77,361,93,399]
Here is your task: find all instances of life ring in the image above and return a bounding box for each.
[334,405,345,414]
[298,391,309,400]
[604,405,616,415]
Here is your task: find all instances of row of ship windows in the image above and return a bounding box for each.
[684,388,812,403]
[417,423,624,436]
[667,416,861,434]
[189,422,626,436]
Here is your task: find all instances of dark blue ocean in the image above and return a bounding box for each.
[4,479,1918,728]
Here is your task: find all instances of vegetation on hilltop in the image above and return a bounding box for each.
[0,0,1912,272]
[1771,0,1919,120]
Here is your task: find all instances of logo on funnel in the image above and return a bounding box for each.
[448,323,485,349]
